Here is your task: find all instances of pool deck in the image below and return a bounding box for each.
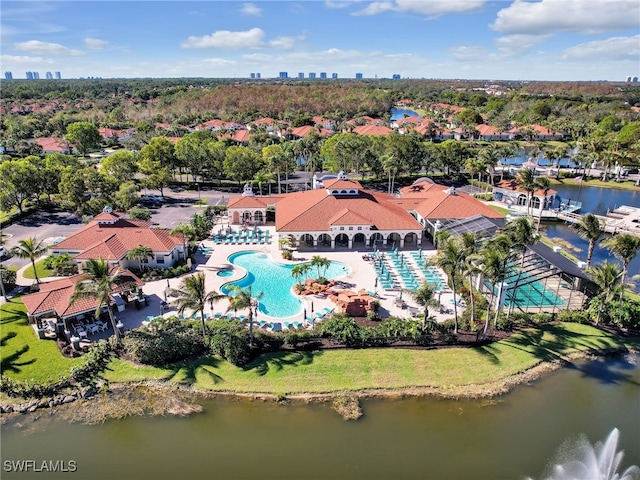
[135,225,459,331]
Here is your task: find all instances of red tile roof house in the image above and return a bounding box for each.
[394,179,504,243]
[21,268,143,340]
[228,173,423,250]
[32,137,74,154]
[493,179,558,214]
[51,208,186,271]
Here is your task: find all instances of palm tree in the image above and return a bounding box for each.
[534,176,551,232]
[585,262,623,325]
[172,272,224,341]
[504,216,539,267]
[460,232,480,325]
[125,245,154,273]
[13,236,47,284]
[226,285,264,346]
[571,213,604,268]
[70,258,123,344]
[409,280,439,329]
[473,234,514,338]
[433,236,466,335]
[601,233,640,306]
[515,167,537,217]
[170,223,196,260]
[310,255,330,280]
[291,263,311,288]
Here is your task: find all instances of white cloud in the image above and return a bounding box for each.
[181,28,266,49]
[354,0,485,16]
[492,0,640,35]
[449,45,490,61]
[494,34,551,56]
[268,35,304,50]
[84,38,109,50]
[203,58,238,66]
[562,35,640,61]
[324,1,356,9]
[240,3,262,16]
[13,40,84,56]
[0,54,53,65]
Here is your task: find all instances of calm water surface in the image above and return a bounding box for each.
[2,355,639,480]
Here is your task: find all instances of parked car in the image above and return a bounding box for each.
[0,246,7,259]
[140,194,163,205]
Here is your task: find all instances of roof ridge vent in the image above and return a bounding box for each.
[445,186,457,195]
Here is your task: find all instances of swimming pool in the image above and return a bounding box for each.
[221,251,350,318]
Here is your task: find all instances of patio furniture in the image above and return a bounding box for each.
[96,320,108,331]
[78,330,88,340]
[86,323,99,334]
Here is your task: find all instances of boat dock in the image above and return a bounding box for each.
[558,205,640,238]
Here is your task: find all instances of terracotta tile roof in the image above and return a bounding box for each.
[322,178,363,190]
[22,269,143,319]
[275,189,421,232]
[330,209,372,226]
[353,125,393,136]
[397,181,504,220]
[495,180,557,196]
[54,216,183,260]
[32,137,72,152]
[289,125,332,138]
[227,196,272,208]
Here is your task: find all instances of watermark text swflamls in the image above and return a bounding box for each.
[3,460,77,473]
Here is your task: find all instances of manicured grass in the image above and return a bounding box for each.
[487,205,510,216]
[104,323,640,394]
[549,177,640,191]
[21,258,54,280]
[0,299,83,383]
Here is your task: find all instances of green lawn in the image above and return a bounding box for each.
[104,323,639,394]
[549,177,640,191]
[21,258,54,280]
[0,299,83,383]
[487,204,510,216]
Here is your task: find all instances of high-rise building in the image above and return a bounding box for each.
[355,72,363,79]
[26,71,34,80]
[633,77,639,83]
[46,71,53,79]
[250,73,256,79]
[4,71,12,79]
[332,73,338,79]
[392,74,401,79]
[256,73,260,79]
[297,72,304,79]
[33,72,40,79]
[55,71,61,79]
[320,72,327,79]
[309,72,316,79]
[279,72,288,79]
[626,76,632,82]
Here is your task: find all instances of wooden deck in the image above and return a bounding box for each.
[558,205,640,238]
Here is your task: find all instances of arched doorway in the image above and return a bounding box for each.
[318,234,331,248]
[254,211,264,224]
[369,232,383,248]
[232,211,240,224]
[242,211,251,223]
[353,233,366,248]
[387,232,401,248]
[335,233,348,248]
[301,234,314,248]
[404,232,418,248]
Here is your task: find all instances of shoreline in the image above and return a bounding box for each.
[2,346,635,425]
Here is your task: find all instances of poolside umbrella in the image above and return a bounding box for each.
[374,277,378,288]
[398,291,403,301]
[386,271,391,281]
[400,256,404,268]
[418,247,422,259]
[311,301,314,313]
[303,308,307,320]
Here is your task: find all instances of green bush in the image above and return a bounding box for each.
[128,207,152,221]
[253,329,284,351]
[206,319,250,365]
[316,315,362,346]
[122,318,205,366]
[0,267,17,291]
[556,309,591,324]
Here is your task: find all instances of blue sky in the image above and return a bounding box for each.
[1,0,639,81]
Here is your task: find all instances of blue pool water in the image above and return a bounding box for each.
[221,251,350,317]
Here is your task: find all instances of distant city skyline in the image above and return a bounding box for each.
[1,1,638,81]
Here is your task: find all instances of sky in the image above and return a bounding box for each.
[1,0,639,81]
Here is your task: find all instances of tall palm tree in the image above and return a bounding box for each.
[310,255,330,280]
[433,236,466,335]
[226,285,264,346]
[172,272,224,341]
[125,244,154,272]
[503,216,539,267]
[291,263,311,288]
[571,213,604,267]
[585,262,623,325]
[70,258,123,344]
[460,232,480,325]
[409,280,439,329]
[473,234,514,338]
[13,236,47,284]
[534,176,551,232]
[170,223,196,260]
[601,233,640,305]
[515,167,537,217]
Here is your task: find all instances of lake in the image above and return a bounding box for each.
[2,354,638,479]
[543,184,640,287]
